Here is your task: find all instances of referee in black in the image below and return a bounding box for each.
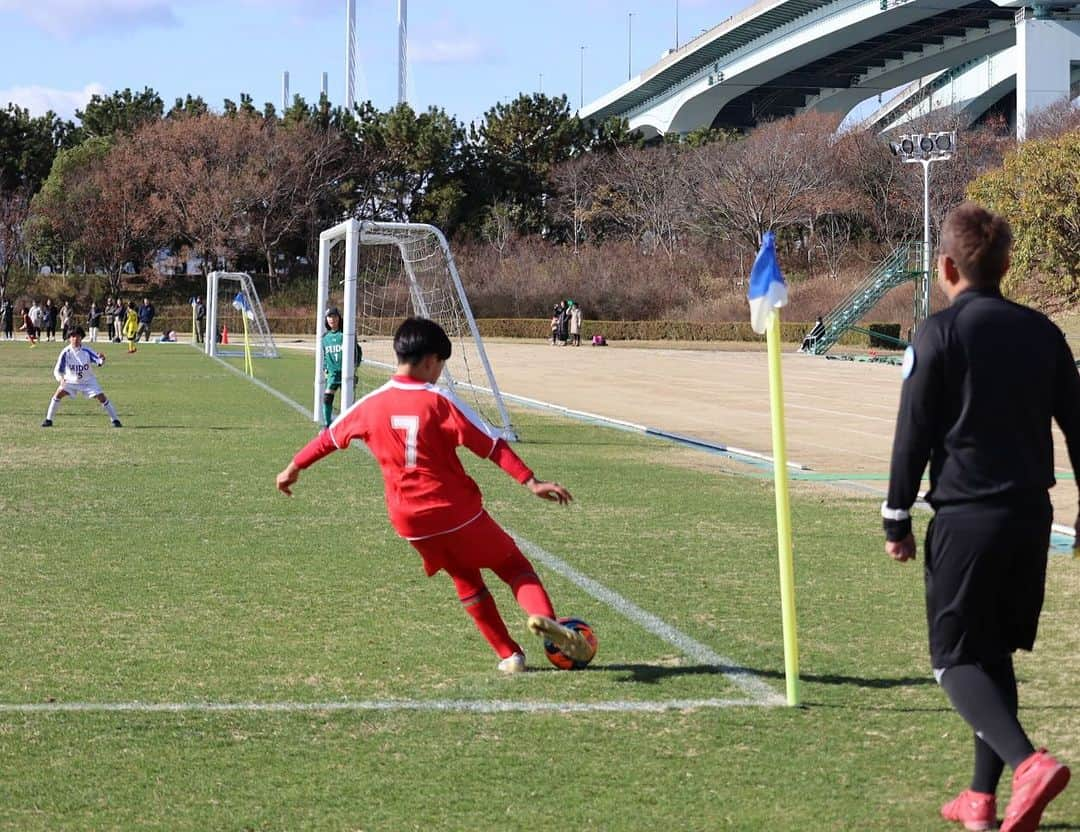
[883,203,1079,832]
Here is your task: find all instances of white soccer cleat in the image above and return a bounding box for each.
[527,615,593,663]
[497,652,526,674]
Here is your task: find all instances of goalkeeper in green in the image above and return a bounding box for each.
[321,307,362,427]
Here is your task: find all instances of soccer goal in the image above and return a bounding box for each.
[205,272,279,361]
[315,219,515,438]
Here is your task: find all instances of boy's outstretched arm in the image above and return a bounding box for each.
[524,477,573,505]
[276,428,340,496]
[276,462,302,496]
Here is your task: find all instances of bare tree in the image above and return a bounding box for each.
[245,121,350,287]
[693,111,840,253]
[599,143,690,263]
[550,153,603,252]
[0,187,29,300]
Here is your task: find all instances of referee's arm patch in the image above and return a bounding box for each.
[901,345,916,379]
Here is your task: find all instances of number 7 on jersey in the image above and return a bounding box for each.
[391,415,419,468]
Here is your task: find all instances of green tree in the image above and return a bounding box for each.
[0,104,78,194]
[76,87,164,138]
[28,137,113,273]
[967,130,1080,298]
[471,93,587,233]
[353,103,466,227]
[167,95,210,119]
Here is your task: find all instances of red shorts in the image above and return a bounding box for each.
[408,511,520,577]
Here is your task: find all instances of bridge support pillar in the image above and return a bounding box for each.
[1016,12,1080,140]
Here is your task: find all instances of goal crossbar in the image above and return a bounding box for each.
[314,219,515,438]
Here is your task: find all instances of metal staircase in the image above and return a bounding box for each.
[806,242,926,355]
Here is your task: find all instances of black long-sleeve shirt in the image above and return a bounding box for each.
[886,287,1080,524]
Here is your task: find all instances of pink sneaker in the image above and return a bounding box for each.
[941,789,997,830]
[1001,749,1070,832]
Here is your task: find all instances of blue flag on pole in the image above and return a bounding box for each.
[232,292,254,320]
[747,231,788,334]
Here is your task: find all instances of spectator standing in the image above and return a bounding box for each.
[136,297,155,342]
[87,302,101,343]
[568,300,583,347]
[28,299,44,337]
[550,304,560,346]
[112,298,125,342]
[194,297,206,344]
[1,298,13,340]
[42,299,57,341]
[59,301,74,340]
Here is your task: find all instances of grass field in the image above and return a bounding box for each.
[1,340,1078,831]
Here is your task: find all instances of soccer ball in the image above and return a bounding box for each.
[542,617,598,670]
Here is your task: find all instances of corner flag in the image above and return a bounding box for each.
[748,231,788,334]
[232,292,255,321]
[747,230,800,707]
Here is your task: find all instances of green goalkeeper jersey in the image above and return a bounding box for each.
[322,330,361,384]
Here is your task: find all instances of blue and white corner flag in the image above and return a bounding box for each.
[232,292,254,321]
[747,231,788,335]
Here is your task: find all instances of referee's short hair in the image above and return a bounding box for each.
[939,202,1013,288]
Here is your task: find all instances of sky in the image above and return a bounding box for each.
[0,0,742,128]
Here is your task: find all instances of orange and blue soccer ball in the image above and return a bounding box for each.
[542,617,598,670]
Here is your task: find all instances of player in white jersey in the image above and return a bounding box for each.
[41,326,122,428]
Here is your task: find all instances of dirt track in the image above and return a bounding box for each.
[309,336,1078,527]
[469,340,1079,528]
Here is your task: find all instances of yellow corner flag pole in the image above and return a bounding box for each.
[766,310,800,706]
[241,314,254,377]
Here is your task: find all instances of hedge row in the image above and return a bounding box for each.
[152,311,902,347]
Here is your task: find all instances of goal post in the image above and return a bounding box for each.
[314,219,516,438]
[205,271,279,364]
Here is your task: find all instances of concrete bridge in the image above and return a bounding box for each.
[580,0,1080,138]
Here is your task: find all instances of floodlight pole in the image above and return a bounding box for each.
[920,159,931,326]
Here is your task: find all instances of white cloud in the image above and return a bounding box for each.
[0,83,107,120]
[411,38,500,66]
[0,0,178,37]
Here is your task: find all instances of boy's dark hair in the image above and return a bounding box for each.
[939,202,1012,287]
[393,317,452,365]
[70,326,85,338]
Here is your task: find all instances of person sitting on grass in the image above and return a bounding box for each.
[41,326,121,428]
[276,316,592,674]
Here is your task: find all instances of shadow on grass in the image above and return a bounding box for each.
[599,662,937,690]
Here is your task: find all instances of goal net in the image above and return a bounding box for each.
[315,220,515,438]
[205,271,279,359]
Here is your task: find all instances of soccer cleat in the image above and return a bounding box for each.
[40,419,52,427]
[1001,749,1070,832]
[111,420,123,428]
[941,789,996,831]
[497,652,526,674]
[527,615,593,663]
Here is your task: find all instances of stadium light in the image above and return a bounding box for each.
[888,131,957,329]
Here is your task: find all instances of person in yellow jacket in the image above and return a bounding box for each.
[122,301,139,353]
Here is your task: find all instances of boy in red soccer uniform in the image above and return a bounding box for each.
[276,317,592,673]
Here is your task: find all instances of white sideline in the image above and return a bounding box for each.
[515,538,784,706]
[167,350,781,708]
[0,698,768,715]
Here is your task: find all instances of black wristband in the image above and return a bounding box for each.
[883,516,912,542]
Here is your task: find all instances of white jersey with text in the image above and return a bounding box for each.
[54,344,105,395]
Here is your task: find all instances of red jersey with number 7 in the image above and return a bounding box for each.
[292,375,533,540]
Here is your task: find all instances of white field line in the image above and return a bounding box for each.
[0,698,764,715]
[40,348,774,714]
[515,538,784,706]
